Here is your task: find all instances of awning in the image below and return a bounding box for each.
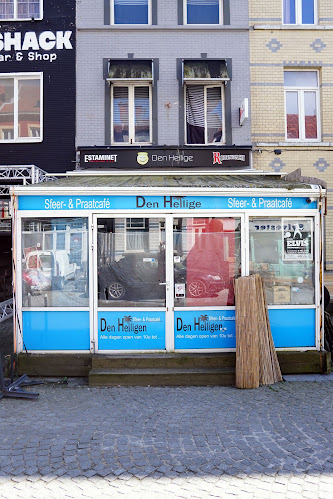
[107,60,153,83]
[182,60,229,86]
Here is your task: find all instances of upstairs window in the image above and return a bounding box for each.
[183,60,229,145]
[0,73,42,142]
[284,71,320,141]
[112,0,150,25]
[283,0,316,25]
[108,61,153,145]
[184,0,222,25]
[0,0,42,20]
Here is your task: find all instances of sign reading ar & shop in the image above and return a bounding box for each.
[282,218,313,261]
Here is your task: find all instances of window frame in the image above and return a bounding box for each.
[111,0,152,25]
[0,0,43,21]
[184,83,226,146]
[111,82,152,146]
[282,0,317,26]
[0,72,43,143]
[284,70,320,143]
[183,0,223,26]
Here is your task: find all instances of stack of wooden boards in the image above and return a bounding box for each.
[234,274,282,389]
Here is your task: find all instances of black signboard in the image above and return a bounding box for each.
[79,147,251,170]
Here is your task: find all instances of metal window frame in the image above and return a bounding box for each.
[111,0,152,25]
[284,70,320,142]
[111,82,152,146]
[0,72,43,143]
[183,0,223,25]
[282,0,317,25]
[184,83,226,146]
[0,0,43,21]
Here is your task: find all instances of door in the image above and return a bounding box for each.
[94,215,169,351]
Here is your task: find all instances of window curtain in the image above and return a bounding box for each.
[283,0,296,24]
[113,87,129,143]
[186,85,205,144]
[18,0,40,19]
[114,0,148,24]
[134,87,150,143]
[126,231,147,251]
[187,0,219,24]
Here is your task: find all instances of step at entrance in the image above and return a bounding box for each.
[88,353,236,386]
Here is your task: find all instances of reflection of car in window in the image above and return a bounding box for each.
[23,250,77,293]
[98,251,230,301]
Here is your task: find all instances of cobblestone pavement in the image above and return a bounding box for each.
[1,381,333,498]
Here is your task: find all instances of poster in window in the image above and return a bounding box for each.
[282,218,313,261]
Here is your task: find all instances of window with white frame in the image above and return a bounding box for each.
[185,85,224,144]
[111,0,150,24]
[283,0,316,25]
[108,60,152,145]
[0,73,42,142]
[0,0,42,20]
[184,0,222,25]
[284,71,320,141]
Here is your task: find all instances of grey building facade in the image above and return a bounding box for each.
[76,0,251,167]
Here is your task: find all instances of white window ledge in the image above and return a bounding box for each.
[253,25,333,30]
[256,142,331,147]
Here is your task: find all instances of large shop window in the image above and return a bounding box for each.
[22,218,89,308]
[249,218,315,306]
[174,217,241,307]
[284,71,319,141]
[97,217,166,308]
[183,61,228,145]
[108,60,152,145]
[283,0,316,25]
[184,0,222,25]
[0,0,42,20]
[111,0,150,24]
[0,73,42,142]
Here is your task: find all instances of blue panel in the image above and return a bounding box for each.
[269,308,316,348]
[18,195,318,212]
[187,0,219,24]
[98,311,165,350]
[23,311,90,350]
[302,0,314,24]
[175,310,236,349]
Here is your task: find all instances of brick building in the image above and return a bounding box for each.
[249,1,333,271]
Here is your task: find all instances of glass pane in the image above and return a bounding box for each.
[0,0,14,19]
[284,71,318,87]
[302,0,314,24]
[187,0,219,24]
[174,217,241,307]
[0,78,14,139]
[108,60,152,79]
[114,0,148,24]
[17,0,40,18]
[98,218,166,308]
[18,79,40,138]
[283,0,296,23]
[22,218,89,307]
[113,87,129,143]
[249,218,315,305]
[184,60,228,80]
[186,85,205,144]
[286,91,299,139]
[134,86,150,143]
[206,87,223,143]
[304,91,317,139]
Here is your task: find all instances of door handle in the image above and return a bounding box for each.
[159,282,167,286]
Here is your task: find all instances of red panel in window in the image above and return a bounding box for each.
[287,114,299,139]
[305,115,317,139]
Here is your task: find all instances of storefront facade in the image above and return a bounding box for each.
[12,171,326,357]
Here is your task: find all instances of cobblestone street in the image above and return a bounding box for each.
[1,379,333,498]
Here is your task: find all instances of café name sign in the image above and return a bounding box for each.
[79,147,251,169]
[0,30,73,62]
